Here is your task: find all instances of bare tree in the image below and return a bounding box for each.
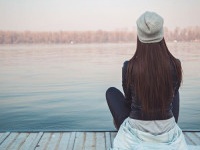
[0,27,199,44]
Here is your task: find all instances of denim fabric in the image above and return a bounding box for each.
[111,118,188,150]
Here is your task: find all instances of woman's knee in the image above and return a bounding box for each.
[106,87,125,102]
[106,86,116,94]
[106,87,116,99]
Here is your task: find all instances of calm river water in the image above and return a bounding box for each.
[0,43,200,131]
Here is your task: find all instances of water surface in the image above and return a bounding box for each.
[0,43,199,131]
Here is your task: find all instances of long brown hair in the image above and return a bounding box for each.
[126,38,182,119]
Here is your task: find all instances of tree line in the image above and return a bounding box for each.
[0,26,200,44]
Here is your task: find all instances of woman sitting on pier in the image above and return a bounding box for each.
[106,11,188,149]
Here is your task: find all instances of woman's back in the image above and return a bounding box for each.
[106,11,188,149]
[123,38,182,120]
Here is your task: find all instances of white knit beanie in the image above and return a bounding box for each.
[136,11,164,43]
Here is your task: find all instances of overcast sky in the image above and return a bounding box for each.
[0,0,200,31]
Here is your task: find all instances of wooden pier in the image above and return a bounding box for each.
[0,131,200,150]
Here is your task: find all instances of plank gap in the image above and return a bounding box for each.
[184,133,196,145]
[54,133,62,150]
[0,132,10,145]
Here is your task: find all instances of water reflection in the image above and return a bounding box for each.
[0,43,199,131]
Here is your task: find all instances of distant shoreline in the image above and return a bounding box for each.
[0,27,200,44]
[0,41,199,46]
[0,41,200,45]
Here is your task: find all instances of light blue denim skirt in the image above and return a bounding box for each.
[111,117,188,150]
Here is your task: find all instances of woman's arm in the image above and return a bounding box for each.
[122,61,132,105]
[172,90,179,123]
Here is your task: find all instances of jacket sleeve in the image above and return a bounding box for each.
[173,59,181,96]
[122,61,132,104]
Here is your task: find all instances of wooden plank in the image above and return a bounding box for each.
[57,132,71,150]
[184,132,196,145]
[185,136,194,145]
[110,132,117,147]
[83,132,95,150]
[185,132,200,145]
[28,132,43,150]
[67,132,76,150]
[192,132,200,145]
[35,132,51,150]
[1,131,199,150]
[9,133,28,150]
[194,132,200,139]
[105,132,111,150]
[0,132,10,145]
[96,132,106,150]
[73,132,85,150]
[19,133,38,150]
[46,133,61,150]
[0,132,19,150]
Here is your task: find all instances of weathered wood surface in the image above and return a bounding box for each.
[0,131,199,150]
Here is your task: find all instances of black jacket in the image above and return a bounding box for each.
[122,60,180,120]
